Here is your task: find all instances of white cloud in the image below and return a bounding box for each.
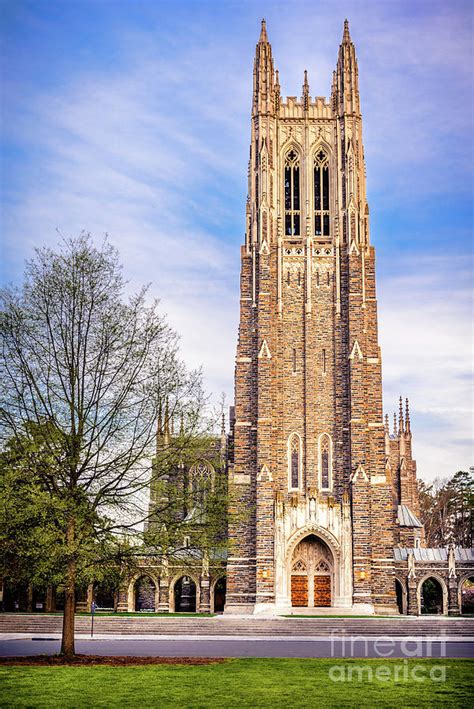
[1,4,472,481]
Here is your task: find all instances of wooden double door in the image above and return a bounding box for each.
[291,574,331,607]
[290,535,333,608]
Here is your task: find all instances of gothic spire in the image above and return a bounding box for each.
[253,18,275,116]
[399,396,404,434]
[333,18,360,117]
[393,412,397,437]
[302,69,309,111]
[384,413,390,435]
[405,398,411,433]
[342,18,351,44]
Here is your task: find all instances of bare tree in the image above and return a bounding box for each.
[0,234,205,655]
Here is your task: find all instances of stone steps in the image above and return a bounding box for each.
[1,614,472,636]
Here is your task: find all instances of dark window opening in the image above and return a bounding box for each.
[291,449,299,488]
[321,450,329,488]
[322,349,326,374]
[293,348,297,372]
[284,151,301,236]
[314,151,330,237]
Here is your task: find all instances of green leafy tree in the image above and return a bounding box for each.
[418,470,473,547]
[0,235,206,654]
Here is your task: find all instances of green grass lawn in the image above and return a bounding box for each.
[1,659,472,708]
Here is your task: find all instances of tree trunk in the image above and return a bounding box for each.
[61,519,76,656]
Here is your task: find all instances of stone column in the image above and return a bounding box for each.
[200,578,211,613]
[407,578,418,615]
[116,584,129,613]
[448,578,460,616]
[158,578,170,613]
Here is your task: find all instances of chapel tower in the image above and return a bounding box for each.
[226,20,401,613]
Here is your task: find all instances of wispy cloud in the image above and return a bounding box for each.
[1,0,472,479]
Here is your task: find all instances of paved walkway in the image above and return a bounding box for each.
[1,636,473,659]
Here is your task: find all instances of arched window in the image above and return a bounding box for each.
[189,460,215,505]
[314,150,330,237]
[288,433,302,490]
[284,149,300,236]
[318,434,332,490]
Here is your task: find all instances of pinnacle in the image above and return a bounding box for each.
[343,18,352,44]
[259,18,268,43]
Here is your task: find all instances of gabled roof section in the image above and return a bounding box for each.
[397,504,423,528]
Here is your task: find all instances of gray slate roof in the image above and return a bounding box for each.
[397,504,423,528]
[394,547,474,562]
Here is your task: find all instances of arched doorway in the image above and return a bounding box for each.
[213,577,226,613]
[290,534,333,608]
[395,579,406,615]
[134,576,156,612]
[460,577,474,615]
[420,577,444,615]
[174,576,197,612]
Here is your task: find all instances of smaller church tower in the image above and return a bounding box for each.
[385,398,424,547]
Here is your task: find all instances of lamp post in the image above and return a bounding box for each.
[90,601,97,638]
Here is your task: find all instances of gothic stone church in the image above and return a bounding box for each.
[4,20,472,617]
[224,19,435,615]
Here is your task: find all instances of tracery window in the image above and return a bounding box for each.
[288,433,302,490]
[284,150,300,236]
[189,460,215,504]
[314,150,330,237]
[318,434,332,490]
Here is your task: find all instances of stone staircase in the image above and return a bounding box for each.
[0,614,472,637]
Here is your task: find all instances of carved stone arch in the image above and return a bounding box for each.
[417,572,448,616]
[285,524,340,565]
[211,575,227,613]
[127,571,160,612]
[169,571,201,613]
[292,559,307,573]
[280,139,302,161]
[317,432,333,491]
[311,139,333,161]
[287,432,303,491]
[457,572,474,613]
[395,576,408,615]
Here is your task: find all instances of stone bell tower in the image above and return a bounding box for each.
[225,20,398,614]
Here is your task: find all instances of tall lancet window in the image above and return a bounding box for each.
[318,434,332,490]
[284,149,300,236]
[288,433,302,490]
[314,150,330,237]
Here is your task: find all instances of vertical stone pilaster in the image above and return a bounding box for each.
[158,578,169,613]
[199,578,211,613]
[116,585,129,613]
[448,578,460,616]
[407,578,418,615]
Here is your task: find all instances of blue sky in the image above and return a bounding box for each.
[1,0,473,481]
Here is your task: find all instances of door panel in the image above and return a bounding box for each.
[314,575,331,607]
[291,575,308,607]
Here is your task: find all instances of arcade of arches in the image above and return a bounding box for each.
[290,535,333,608]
